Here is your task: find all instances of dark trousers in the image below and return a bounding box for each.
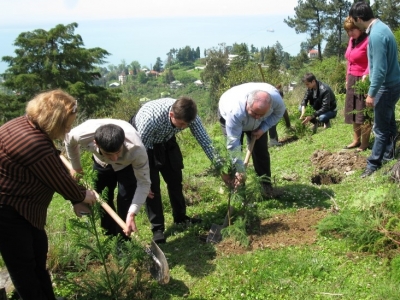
[145,136,186,232]
[268,124,278,140]
[93,159,137,238]
[0,205,56,300]
[220,116,271,184]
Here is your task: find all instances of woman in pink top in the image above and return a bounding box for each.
[343,16,371,152]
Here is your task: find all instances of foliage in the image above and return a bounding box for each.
[0,94,27,124]
[373,0,400,30]
[306,56,346,93]
[153,57,163,72]
[1,22,119,116]
[284,0,330,61]
[318,185,400,253]
[352,75,370,95]
[201,45,229,111]
[55,167,151,300]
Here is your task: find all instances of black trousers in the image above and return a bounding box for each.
[0,205,56,300]
[93,159,137,238]
[220,116,271,183]
[145,136,186,232]
[268,124,278,140]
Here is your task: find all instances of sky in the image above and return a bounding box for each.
[0,0,308,73]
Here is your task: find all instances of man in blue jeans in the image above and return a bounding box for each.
[299,73,337,134]
[349,1,400,178]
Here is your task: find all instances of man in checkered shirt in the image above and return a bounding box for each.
[130,96,215,244]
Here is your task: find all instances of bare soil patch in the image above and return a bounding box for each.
[216,150,366,255]
[310,150,366,184]
[217,208,327,255]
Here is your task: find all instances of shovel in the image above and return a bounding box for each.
[60,155,170,284]
[207,136,256,243]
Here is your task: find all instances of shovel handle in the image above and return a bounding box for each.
[60,155,128,232]
[244,136,256,167]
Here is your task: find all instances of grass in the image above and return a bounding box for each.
[3,93,400,299]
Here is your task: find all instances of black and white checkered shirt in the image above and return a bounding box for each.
[135,98,214,161]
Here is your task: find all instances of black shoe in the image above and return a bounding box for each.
[360,168,375,178]
[174,215,202,225]
[261,184,274,199]
[152,230,166,244]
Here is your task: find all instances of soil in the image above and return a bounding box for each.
[216,150,367,255]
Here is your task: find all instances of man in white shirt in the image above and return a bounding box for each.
[65,119,151,237]
[218,82,286,196]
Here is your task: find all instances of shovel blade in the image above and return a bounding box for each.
[146,240,170,284]
[206,224,223,243]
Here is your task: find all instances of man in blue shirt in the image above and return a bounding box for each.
[349,1,400,178]
[218,82,286,196]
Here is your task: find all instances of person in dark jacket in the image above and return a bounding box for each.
[299,73,337,133]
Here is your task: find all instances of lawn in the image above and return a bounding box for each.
[2,100,400,299]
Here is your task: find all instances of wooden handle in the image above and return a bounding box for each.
[244,136,256,167]
[60,155,128,232]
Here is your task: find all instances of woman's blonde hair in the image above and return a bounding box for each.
[26,89,77,140]
[344,16,359,32]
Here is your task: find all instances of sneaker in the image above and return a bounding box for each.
[152,230,166,244]
[269,138,282,147]
[174,215,202,225]
[360,168,375,178]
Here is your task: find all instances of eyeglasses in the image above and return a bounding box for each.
[249,107,265,118]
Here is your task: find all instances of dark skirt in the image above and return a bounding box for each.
[345,74,367,124]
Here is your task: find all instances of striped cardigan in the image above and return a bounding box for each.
[0,116,86,229]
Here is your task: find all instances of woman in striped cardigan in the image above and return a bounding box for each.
[0,90,98,300]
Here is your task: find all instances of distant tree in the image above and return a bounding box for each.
[196,46,201,59]
[250,44,258,54]
[176,46,198,64]
[129,61,141,73]
[373,0,400,30]
[1,22,118,116]
[290,50,310,72]
[0,94,26,124]
[163,68,175,84]
[265,47,280,71]
[230,43,250,68]
[137,71,148,84]
[325,0,351,60]
[153,57,163,72]
[284,0,330,60]
[323,32,347,59]
[201,46,229,111]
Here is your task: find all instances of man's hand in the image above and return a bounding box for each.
[125,212,137,236]
[221,172,245,189]
[221,173,232,187]
[233,172,245,188]
[301,116,313,125]
[73,202,91,217]
[366,95,374,107]
[148,189,155,199]
[251,129,264,140]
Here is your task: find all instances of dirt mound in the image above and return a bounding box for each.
[310,150,366,184]
[217,208,327,255]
